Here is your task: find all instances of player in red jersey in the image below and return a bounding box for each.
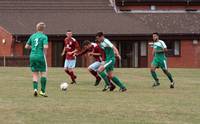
[77,40,116,91]
[61,30,80,84]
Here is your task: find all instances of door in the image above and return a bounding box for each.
[139,41,148,67]
[120,41,138,68]
[52,41,64,67]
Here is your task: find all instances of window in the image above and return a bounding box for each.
[140,41,147,56]
[174,41,180,56]
[115,0,198,5]
[164,40,180,56]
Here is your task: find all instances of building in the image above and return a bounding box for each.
[0,0,200,68]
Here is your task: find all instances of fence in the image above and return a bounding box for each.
[0,56,29,67]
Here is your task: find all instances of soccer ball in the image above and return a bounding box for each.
[60,82,68,91]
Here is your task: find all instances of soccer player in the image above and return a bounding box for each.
[77,40,116,91]
[25,22,48,97]
[77,40,103,86]
[61,30,80,84]
[96,32,127,92]
[150,32,175,88]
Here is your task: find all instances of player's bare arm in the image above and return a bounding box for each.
[76,48,88,56]
[25,44,31,49]
[113,45,121,60]
[67,49,78,55]
[61,47,65,56]
[44,45,48,56]
[88,52,101,56]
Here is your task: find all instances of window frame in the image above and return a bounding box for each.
[164,40,181,57]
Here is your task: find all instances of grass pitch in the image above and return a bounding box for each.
[0,67,200,124]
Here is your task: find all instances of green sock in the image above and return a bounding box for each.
[41,77,47,93]
[99,71,109,86]
[151,71,159,82]
[111,76,126,89]
[33,81,38,90]
[166,72,174,82]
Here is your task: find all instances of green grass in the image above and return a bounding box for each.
[0,67,200,124]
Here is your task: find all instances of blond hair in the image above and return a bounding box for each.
[36,22,46,31]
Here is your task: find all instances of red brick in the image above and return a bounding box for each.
[0,26,13,56]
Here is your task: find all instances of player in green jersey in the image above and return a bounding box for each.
[150,32,175,88]
[96,32,127,92]
[25,22,48,97]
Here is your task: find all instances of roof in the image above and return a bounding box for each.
[0,0,200,35]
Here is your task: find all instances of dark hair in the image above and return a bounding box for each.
[67,30,72,32]
[96,32,104,37]
[83,40,91,46]
[153,32,159,36]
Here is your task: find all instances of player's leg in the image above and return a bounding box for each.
[64,59,76,84]
[32,72,39,96]
[30,58,39,96]
[64,59,71,78]
[88,61,101,86]
[107,70,126,92]
[109,80,116,91]
[150,59,160,87]
[68,68,77,84]
[162,69,175,88]
[98,65,110,91]
[39,72,48,97]
[38,57,48,97]
[97,63,116,91]
[161,60,175,88]
[105,60,126,92]
[40,72,47,93]
[68,59,77,84]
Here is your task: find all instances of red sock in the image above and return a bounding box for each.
[107,76,114,86]
[89,70,99,78]
[65,70,70,76]
[65,70,76,82]
[69,71,76,82]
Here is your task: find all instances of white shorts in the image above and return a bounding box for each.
[64,59,76,69]
[88,61,101,72]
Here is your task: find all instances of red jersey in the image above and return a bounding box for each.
[78,43,105,62]
[64,37,80,60]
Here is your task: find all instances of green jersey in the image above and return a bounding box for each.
[27,32,48,72]
[152,40,167,69]
[153,40,167,59]
[100,38,115,60]
[27,32,48,57]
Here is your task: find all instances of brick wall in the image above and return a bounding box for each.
[1,31,53,67]
[148,40,200,68]
[0,26,13,56]
[13,41,53,67]
[13,43,23,56]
